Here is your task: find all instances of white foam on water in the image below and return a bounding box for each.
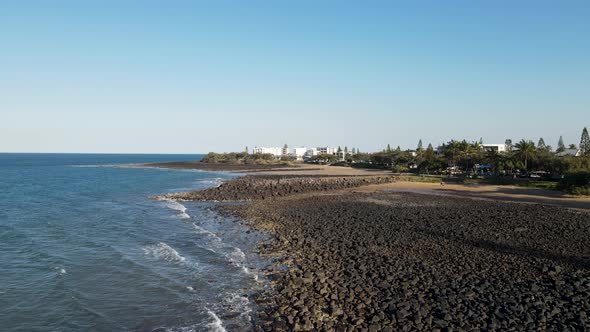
[206,309,227,332]
[55,267,66,275]
[190,224,257,279]
[227,247,246,262]
[224,247,259,279]
[222,292,253,323]
[186,286,194,292]
[191,223,222,242]
[143,242,186,263]
[164,200,190,219]
[165,324,198,332]
[207,178,225,187]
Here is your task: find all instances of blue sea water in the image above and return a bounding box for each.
[0,154,264,332]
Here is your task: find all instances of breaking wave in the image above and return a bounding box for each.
[165,200,190,219]
[206,309,227,332]
[223,292,252,321]
[143,242,186,263]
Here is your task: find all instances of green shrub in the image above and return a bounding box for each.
[559,171,590,195]
[570,186,590,195]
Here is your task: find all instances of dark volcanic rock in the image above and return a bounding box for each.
[160,175,398,202]
[224,192,590,331]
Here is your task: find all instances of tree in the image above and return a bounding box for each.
[344,146,349,156]
[386,144,392,153]
[337,146,342,153]
[557,136,566,153]
[245,146,249,154]
[514,139,536,170]
[314,153,337,163]
[569,144,577,149]
[537,138,547,150]
[427,143,434,151]
[396,146,401,152]
[479,137,483,145]
[580,127,590,155]
[417,139,423,151]
[351,147,356,154]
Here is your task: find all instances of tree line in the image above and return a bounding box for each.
[331,127,589,180]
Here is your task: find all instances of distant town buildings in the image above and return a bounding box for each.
[251,145,346,161]
[251,146,283,156]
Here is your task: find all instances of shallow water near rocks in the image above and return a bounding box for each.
[0,154,266,332]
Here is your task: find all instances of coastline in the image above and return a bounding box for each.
[225,190,590,331]
[153,162,590,330]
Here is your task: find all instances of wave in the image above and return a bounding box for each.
[191,223,222,242]
[227,248,258,280]
[206,309,227,332]
[143,242,186,263]
[226,248,250,275]
[227,247,246,263]
[198,177,225,188]
[223,292,252,322]
[164,200,190,219]
[191,223,258,280]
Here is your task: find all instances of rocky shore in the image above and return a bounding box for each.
[160,173,590,331]
[157,175,399,201]
[222,192,590,331]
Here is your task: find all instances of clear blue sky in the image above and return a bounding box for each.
[1,0,588,153]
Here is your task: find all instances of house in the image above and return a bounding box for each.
[556,148,582,157]
[481,144,508,153]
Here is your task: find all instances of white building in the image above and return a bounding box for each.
[252,145,344,161]
[316,147,338,155]
[482,144,508,153]
[251,146,283,157]
[305,148,318,156]
[289,147,308,161]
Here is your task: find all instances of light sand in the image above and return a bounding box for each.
[252,164,393,176]
[355,181,590,211]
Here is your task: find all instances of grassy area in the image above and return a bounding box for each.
[395,174,451,184]
[516,181,559,191]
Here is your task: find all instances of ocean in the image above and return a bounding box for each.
[0,154,265,332]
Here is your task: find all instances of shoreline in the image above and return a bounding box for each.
[153,163,590,330]
[146,161,590,210]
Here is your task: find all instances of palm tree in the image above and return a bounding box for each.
[514,139,536,170]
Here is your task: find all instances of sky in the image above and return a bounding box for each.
[1,0,589,153]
